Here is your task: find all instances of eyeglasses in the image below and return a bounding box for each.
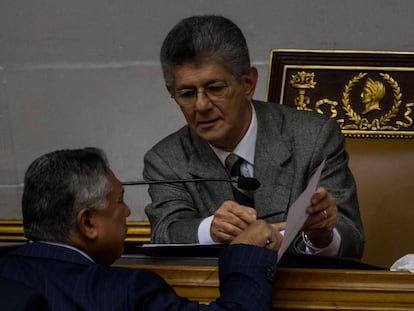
[171,82,230,107]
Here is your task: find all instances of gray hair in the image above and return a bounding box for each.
[22,147,111,242]
[160,15,251,88]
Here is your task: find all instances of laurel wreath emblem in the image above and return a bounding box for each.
[341,72,404,130]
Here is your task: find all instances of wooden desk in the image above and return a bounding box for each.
[114,255,414,311]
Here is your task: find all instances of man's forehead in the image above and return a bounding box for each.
[173,62,233,87]
[106,169,122,191]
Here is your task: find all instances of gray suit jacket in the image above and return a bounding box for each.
[144,100,364,258]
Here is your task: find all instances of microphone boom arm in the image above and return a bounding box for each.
[122,178,234,185]
[122,176,260,191]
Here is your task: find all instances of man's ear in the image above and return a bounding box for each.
[76,208,98,240]
[242,67,258,100]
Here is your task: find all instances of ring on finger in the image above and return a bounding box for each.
[322,209,328,218]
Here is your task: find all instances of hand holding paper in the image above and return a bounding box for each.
[277,159,326,262]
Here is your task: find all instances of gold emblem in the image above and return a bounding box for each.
[288,71,414,136]
[360,77,385,114]
[340,72,413,131]
[289,71,316,111]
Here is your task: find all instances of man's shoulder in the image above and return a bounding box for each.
[146,125,191,153]
[144,125,211,162]
[254,100,333,129]
[255,100,329,120]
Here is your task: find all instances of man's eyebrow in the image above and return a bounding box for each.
[176,79,225,89]
[118,187,125,198]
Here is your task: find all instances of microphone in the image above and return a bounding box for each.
[122,176,261,191]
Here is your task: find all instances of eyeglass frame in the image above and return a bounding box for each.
[169,80,233,107]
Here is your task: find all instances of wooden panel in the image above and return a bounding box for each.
[0,220,24,241]
[120,264,220,303]
[0,220,151,243]
[113,260,414,310]
[273,268,414,310]
[347,138,414,267]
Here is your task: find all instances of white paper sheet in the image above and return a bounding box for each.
[277,159,326,262]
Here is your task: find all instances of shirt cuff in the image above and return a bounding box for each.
[197,215,215,244]
[303,228,341,256]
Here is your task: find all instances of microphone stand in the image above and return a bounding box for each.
[122,178,237,186]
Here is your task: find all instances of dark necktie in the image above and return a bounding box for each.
[225,153,254,207]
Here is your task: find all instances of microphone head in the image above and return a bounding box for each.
[237,176,261,191]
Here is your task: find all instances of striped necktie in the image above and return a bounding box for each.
[225,153,254,207]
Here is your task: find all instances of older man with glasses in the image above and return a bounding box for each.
[143,15,364,260]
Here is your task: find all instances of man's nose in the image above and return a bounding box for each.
[125,205,131,217]
[194,90,212,110]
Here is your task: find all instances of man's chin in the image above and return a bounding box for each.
[196,127,223,142]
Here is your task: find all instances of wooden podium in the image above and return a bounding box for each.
[114,247,414,311]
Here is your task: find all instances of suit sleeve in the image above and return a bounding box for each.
[143,148,203,243]
[312,118,365,258]
[131,244,278,311]
[213,244,277,311]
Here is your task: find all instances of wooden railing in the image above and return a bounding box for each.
[0,220,151,243]
[114,259,414,310]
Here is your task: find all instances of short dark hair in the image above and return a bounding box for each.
[160,15,251,87]
[22,147,111,242]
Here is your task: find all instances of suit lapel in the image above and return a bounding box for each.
[187,135,227,179]
[187,134,234,212]
[253,101,295,220]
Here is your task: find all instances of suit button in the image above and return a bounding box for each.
[265,266,275,280]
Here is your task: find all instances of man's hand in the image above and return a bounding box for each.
[302,187,338,248]
[211,200,257,243]
[231,220,283,251]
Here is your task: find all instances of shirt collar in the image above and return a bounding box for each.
[210,103,257,166]
[38,241,95,263]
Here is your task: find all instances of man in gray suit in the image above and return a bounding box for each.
[144,15,364,259]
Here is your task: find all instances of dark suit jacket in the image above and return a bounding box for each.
[0,276,49,311]
[144,100,364,258]
[0,242,277,311]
